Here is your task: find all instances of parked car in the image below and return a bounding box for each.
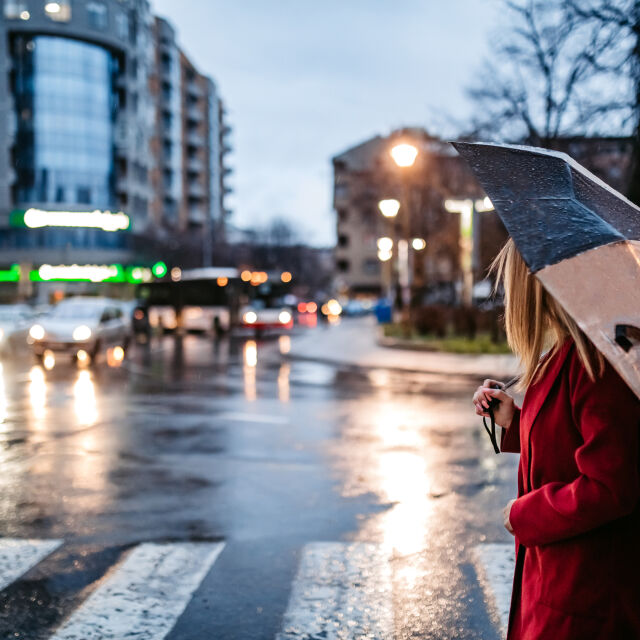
[28,297,131,364]
[0,304,35,353]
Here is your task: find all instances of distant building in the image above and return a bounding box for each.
[332,128,508,303]
[547,136,633,195]
[0,0,231,299]
[332,129,633,303]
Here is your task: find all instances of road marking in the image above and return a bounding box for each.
[472,543,514,636]
[276,542,394,640]
[217,412,289,424]
[50,541,225,640]
[0,539,62,591]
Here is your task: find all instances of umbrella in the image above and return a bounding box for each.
[452,141,640,400]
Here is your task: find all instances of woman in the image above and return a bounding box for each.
[472,238,640,640]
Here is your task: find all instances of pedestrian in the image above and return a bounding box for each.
[472,238,640,640]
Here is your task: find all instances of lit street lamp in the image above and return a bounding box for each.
[390,143,419,168]
[378,198,400,218]
[390,142,419,327]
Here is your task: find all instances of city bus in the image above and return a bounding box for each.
[135,267,242,334]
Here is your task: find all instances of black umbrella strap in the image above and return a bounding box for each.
[483,409,501,454]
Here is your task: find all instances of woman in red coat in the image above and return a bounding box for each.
[473,239,640,640]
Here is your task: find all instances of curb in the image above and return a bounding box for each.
[283,351,516,381]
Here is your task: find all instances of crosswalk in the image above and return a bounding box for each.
[472,543,515,637]
[0,538,514,639]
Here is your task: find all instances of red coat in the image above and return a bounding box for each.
[501,338,640,640]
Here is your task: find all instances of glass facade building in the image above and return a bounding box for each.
[12,35,118,209]
[0,0,231,289]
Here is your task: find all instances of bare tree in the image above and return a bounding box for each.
[468,0,627,146]
[565,0,640,202]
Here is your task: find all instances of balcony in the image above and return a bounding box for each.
[186,133,204,148]
[114,121,129,152]
[116,174,128,193]
[187,82,204,99]
[187,158,204,173]
[188,181,206,199]
[186,107,204,124]
[188,207,207,224]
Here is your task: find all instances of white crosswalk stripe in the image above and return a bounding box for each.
[276,542,394,640]
[48,541,225,640]
[472,543,515,637]
[0,538,62,591]
[0,537,517,638]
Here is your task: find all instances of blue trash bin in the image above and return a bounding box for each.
[374,300,392,324]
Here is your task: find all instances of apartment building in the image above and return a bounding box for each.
[0,0,231,295]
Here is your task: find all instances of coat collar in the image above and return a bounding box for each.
[522,338,574,426]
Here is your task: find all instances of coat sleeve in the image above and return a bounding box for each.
[500,407,521,453]
[509,353,640,548]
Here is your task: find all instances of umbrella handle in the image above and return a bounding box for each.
[615,324,640,352]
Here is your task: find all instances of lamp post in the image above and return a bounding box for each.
[444,196,494,306]
[377,200,399,304]
[390,142,418,329]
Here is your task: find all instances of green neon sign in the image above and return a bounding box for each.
[152,261,167,278]
[0,264,158,284]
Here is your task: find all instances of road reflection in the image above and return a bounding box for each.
[278,334,291,354]
[74,370,98,427]
[0,364,7,426]
[29,365,47,423]
[370,406,434,559]
[278,362,290,403]
[243,340,257,401]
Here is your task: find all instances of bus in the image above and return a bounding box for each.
[135,267,241,335]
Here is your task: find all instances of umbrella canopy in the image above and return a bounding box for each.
[453,141,640,399]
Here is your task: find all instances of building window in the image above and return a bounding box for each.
[363,259,380,275]
[44,1,71,22]
[337,259,350,273]
[115,12,129,40]
[338,234,349,248]
[87,2,108,30]
[335,183,349,199]
[4,0,29,19]
[337,208,348,222]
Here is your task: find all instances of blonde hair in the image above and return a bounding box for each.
[491,238,604,389]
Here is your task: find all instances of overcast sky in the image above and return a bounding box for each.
[152,0,503,246]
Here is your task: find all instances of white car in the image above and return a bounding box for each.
[0,304,35,353]
[29,298,131,363]
[239,305,293,334]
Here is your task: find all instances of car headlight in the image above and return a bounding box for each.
[72,325,92,341]
[279,310,292,324]
[243,311,257,325]
[29,324,45,340]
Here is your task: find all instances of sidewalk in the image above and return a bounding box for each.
[288,317,520,379]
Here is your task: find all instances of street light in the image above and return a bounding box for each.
[389,142,419,329]
[412,238,426,251]
[378,198,400,218]
[390,143,419,168]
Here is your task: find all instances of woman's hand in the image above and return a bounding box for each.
[472,378,516,428]
[503,499,516,535]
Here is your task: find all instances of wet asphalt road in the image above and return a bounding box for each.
[0,325,518,639]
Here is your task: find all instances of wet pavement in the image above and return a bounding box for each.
[0,320,519,639]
